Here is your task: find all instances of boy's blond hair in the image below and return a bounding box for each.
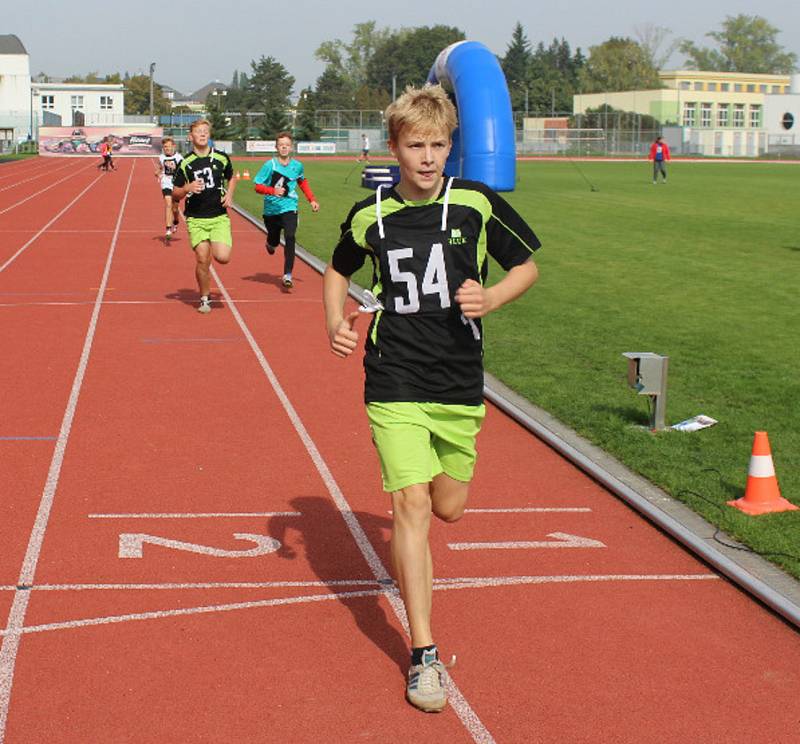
[162,136,175,145]
[384,84,457,143]
[189,118,211,133]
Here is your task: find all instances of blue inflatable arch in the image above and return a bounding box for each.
[427,40,516,191]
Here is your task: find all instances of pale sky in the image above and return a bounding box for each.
[12,0,800,96]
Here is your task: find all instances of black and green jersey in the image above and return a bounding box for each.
[331,178,541,405]
[173,149,234,218]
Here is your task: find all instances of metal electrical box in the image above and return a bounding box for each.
[622,352,669,430]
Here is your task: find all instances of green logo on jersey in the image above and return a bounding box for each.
[449,227,466,245]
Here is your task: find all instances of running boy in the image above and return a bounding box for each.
[357,133,370,163]
[171,119,237,314]
[155,136,183,242]
[323,84,540,713]
[253,132,319,289]
[98,137,114,171]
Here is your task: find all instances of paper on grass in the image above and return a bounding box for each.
[671,415,718,432]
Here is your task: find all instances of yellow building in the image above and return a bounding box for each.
[572,70,793,156]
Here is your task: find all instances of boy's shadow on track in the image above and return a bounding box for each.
[242,272,296,293]
[151,235,182,247]
[268,496,408,673]
[165,288,223,308]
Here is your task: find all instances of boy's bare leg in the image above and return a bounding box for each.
[164,197,173,228]
[195,242,212,296]
[430,472,469,523]
[391,484,434,648]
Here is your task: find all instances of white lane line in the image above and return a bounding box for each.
[0,161,77,193]
[0,172,105,275]
[0,162,136,743]
[449,533,606,550]
[212,264,495,744]
[0,573,718,593]
[88,511,301,519]
[0,574,718,637]
[0,161,95,214]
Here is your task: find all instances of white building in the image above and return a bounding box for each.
[31,81,125,127]
[0,34,33,143]
[763,74,800,153]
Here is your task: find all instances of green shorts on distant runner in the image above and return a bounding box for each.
[186,214,232,249]
[366,402,486,492]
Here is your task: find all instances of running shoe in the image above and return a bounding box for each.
[197,297,212,314]
[406,649,447,713]
[165,229,172,242]
[282,274,293,288]
[265,240,276,255]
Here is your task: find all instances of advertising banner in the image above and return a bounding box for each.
[38,126,163,157]
[297,142,337,154]
[246,140,277,153]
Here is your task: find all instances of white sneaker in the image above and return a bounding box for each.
[197,296,212,314]
[406,649,447,713]
[282,274,293,288]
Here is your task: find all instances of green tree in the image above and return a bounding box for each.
[679,14,797,73]
[294,88,321,141]
[579,37,662,93]
[124,75,171,115]
[316,21,391,93]
[245,56,294,115]
[502,22,533,112]
[314,66,353,109]
[365,25,466,94]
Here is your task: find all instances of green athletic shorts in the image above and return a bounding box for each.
[366,401,486,492]
[186,214,232,249]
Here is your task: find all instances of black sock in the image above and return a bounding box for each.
[411,644,437,666]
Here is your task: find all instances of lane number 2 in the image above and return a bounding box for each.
[119,532,281,559]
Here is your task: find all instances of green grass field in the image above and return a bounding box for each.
[234,157,800,579]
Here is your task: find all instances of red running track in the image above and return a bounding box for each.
[1,158,799,743]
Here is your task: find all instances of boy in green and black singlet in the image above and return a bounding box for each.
[172,119,238,314]
[323,84,540,713]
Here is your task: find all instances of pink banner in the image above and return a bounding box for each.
[38,126,164,157]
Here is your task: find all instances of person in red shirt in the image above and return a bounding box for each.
[649,136,670,184]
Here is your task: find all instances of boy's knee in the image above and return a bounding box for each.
[432,503,465,523]
[392,487,431,524]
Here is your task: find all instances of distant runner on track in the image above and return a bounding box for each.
[252,131,320,289]
[171,119,237,314]
[323,84,541,713]
[154,136,183,242]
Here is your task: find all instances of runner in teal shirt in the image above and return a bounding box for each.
[253,131,320,288]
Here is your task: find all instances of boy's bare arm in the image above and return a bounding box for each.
[221,175,238,207]
[323,266,360,358]
[455,259,538,319]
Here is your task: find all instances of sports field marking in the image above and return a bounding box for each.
[88,511,302,519]
[0,161,96,215]
[210,265,495,744]
[0,162,136,743]
[0,160,77,193]
[0,574,718,638]
[0,171,105,275]
[0,298,318,309]
[449,533,607,550]
[0,437,57,441]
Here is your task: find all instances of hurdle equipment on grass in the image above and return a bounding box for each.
[361,165,400,190]
[727,431,798,515]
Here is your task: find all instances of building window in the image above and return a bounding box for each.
[746,84,755,93]
[683,102,696,127]
[41,95,55,110]
[734,84,743,92]
[680,81,690,90]
[70,95,84,110]
[694,82,704,91]
[782,113,795,130]
[720,83,730,92]
[717,104,729,127]
[749,105,762,128]
[772,85,781,94]
[759,85,767,93]
[701,103,712,127]
[100,96,113,110]
[707,83,717,92]
[734,104,745,128]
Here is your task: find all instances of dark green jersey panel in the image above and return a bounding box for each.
[173,149,234,218]
[331,178,541,405]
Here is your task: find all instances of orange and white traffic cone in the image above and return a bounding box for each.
[242,169,251,179]
[727,431,798,515]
